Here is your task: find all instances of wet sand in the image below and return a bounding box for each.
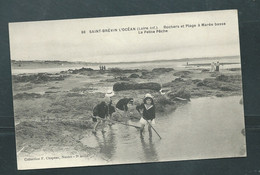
[12,65,243,166]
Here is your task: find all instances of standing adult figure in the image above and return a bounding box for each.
[216,61,220,72]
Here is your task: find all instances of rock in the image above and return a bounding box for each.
[118,76,130,81]
[70,67,93,74]
[12,73,67,84]
[201,69,209,72]
[167,88,191,101]
[155,96,174,105]
[175,88,191,100]
[216,93,224,97]
[228,68,241,71]
[113,82,131,91]
[210,72,220,77]
[134,82,161,91]
[152,68,174,73]
[220,85,233,91]
[109,68,140,74]
[172,77,185,82]
[202,78,224,89]
[216,74,229,81]
[173,71,191,77]
[216,74,241,82]
[140,71,152,79]
[60,71,68,74]
[129,73,140,78]
[103,76,130,82]
[196,81,205,86]
[154,95,176,113]
[192,79,202,83]
[162,82,173,87]
[14,92,42,99]
[109,68,122,73]
[101,78,118,82]
[113,82,161,91]
[141,71,149,76]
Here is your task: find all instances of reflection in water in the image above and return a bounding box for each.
[94,127,117,160]
[81,96,245,164]
[140,137,159,162]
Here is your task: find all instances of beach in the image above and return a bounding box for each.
[11,60,244,168]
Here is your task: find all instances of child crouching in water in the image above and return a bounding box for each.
[136,93,156,138]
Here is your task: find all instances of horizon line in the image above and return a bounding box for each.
[11,55,240,64]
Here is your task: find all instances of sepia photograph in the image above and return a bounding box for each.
[9,10,246,170]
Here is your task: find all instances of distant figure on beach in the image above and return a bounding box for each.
[136,94,156,138]
[186,62,188,66]
[216,61,220,72]
[104,66,106,70]
[116,98,134,117]
[99,65,102,70]
[210,62,215,72]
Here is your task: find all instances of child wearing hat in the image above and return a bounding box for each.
[116,97,134,117]
[136,93,156,138]
[92,91,116,134]
[105,90,116,126]
[92,100,108,134]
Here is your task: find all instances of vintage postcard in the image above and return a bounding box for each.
[9,10,246,170]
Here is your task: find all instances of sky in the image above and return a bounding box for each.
[8,10,240,63]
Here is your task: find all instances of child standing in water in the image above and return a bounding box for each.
[136,94,156,138]
[105,90,116,126]
[92,100,108,134]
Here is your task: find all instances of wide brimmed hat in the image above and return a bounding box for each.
[144,93,153,99]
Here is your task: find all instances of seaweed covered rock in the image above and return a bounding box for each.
[220,85,235,91]
[167,88,191,101]
[117,76,130,81]
[140,71,154,79]
[173,71,191,78]
[152,68,174,73]
[12,73,66,84]
[201,69,209,72]
[215,74,229,81]
[196,81,205,86]
[202,78,221,89]
[109,68,140,74]
[14,92,42,99]
[228,68,241,71]
[172,77,185,82]
[216,74,241,82]
[154,95,176,113]
[113,82,161,91]
[69,67,94,74]
[128,73,140,78]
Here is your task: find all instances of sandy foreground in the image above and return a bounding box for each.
[11,65,243,167]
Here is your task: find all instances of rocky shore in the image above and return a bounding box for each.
[13,66,242,157]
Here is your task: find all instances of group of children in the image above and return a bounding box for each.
[92,91,156,137]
